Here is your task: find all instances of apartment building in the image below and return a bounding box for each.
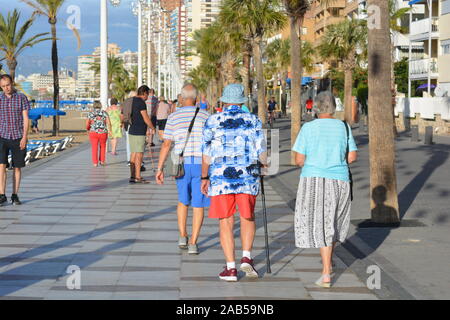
[162,0,182,11]
[185,0,222,72]
[408,0,450,95]
[76,55,96,97]
[311,0,347,47]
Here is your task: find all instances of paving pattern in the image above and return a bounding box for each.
[0,141,378,300]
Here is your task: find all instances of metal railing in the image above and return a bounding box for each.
[410,58,438,75]
[410,17,439,37]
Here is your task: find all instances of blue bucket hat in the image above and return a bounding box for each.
[220,84,247,104]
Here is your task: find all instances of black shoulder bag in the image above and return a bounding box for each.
[342,120,354,201]
[171,107,200,179]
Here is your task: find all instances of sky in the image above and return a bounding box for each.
[1,0,139,76]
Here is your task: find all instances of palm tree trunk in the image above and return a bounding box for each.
[51,22,60,136]
[253,39,266,124]
[368,0,399,223]
[242,48,252,103]
[344,67,353,124]
[6,59,17,84]
[281,70,288,116]
[223,54,236,86]
[289,15,303,165]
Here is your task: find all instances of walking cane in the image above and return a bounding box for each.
[260,174,272,274]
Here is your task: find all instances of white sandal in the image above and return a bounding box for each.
[315,274,332,288]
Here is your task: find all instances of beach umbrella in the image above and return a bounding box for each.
[417,84,436,90]
[29,108,67,135]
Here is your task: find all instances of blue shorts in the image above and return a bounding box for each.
[176,157,210,208]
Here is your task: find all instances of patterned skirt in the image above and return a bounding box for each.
[294,177,351,248]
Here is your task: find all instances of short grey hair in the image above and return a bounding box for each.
[181,83,198,101]
[315,91,336,114]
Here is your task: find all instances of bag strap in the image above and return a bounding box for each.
[342,120,350,159]
[342,120,353,201]
[180,107,200,157]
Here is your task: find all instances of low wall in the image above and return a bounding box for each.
[395,97,450,135]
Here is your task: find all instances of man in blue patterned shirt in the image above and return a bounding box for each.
[201,84,266,282]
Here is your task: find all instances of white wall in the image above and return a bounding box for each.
[396,97,450,119]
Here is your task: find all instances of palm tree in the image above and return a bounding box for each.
[90,55,127,94]
[190,22,244,105]
[220,0,286,124]
[22,0,69,136]
[318,19,367,124]
[265,38,314,115]
[112,70,135,102]
[367,0,399,223]
[283,0,336,164]
[0,9,51,82]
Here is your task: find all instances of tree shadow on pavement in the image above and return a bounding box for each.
[397,144,449,219]
[21,178,132,204]
[0,240,133,297]
[0,206,177,297]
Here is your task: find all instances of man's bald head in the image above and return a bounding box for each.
[181,83,197,107]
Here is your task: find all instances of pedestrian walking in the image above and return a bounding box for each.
[128,85,155,184]
[31,118,39,134]
[122,91,136,165]
[292,91,358,288]
[0,74,31,206]
[87,101,111,167]
[156,96,171,142]
[156,84,210,255]
[106,98,123,156]
[198,94,210,112]
[201,84,267,282]
[306,97,313,113]
[147,89,159,147]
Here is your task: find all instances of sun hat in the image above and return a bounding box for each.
[220,84,247,104]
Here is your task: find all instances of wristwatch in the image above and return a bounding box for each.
[157,167,164,172]
[201,176,210,180]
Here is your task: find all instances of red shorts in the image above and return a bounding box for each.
[209,194,257,219]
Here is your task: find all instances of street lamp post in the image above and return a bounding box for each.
[131,0,146,88]
[100,0,121,109]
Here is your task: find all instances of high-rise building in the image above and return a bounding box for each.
[117,50,138,74]
[77,55,96,97]
[162,0,182,11]
[185,0,222,72]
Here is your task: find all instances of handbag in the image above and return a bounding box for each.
[171,107,201,178]
[342,120,354,201]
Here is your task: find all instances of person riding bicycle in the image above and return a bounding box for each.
[268,97,277,123]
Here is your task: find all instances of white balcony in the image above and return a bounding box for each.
[410,17,439,42]
[410,58,439,80]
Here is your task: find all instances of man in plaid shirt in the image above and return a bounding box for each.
[0,74,30,206]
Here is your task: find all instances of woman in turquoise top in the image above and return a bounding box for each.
[292,91,358,288]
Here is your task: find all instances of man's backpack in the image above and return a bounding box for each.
[122,97,134,129]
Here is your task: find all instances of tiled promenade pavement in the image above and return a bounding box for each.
[0,141,378,300]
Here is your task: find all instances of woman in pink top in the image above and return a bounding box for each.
[156,96,171,142]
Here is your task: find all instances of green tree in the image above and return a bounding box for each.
[0,9,50,82]
[190,22,245,104]
[90,55,127,95]
[265,38,314,114]
[220,0,286,124]
[283,0,337,163]
[22,0,80,136]
[318,18,367,124]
